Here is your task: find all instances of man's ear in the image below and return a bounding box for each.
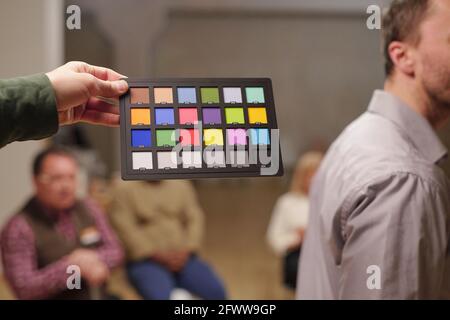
[388,41,416,77]
[32,176,39,190]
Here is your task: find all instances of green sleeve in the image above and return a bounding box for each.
[0,73,59,148]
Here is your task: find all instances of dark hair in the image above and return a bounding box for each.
[33,146,77,176]
[383,0,432,77]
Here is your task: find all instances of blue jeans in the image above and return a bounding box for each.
[127,255,227,300]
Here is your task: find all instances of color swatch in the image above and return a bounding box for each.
[120,78,283,180]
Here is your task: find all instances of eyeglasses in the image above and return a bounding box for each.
[37,173,77,186]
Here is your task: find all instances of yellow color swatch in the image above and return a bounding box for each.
[248,108,268,124]
[131,108,151,125]
[204,129,224,146]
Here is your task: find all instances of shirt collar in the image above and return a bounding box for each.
[34,197,72,222]
[368,90,448,164]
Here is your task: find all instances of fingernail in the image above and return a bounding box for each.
[115,80,128,92]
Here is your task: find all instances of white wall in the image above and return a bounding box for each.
[167,0,393,13]
[0,0,64,227]
[67,0,390,172]
[82,0,393,14]
[152,12,385,167]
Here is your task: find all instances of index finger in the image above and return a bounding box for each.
[83,63,127,81]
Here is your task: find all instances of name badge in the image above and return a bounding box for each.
[80,227,101,246]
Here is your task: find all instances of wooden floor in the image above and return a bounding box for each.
[0,178,292,300]
[0,276,13,299]
[196,178,289,300]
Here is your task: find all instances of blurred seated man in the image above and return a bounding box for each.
[109,180,226,300]
[0,147,124,299]
[267,151,323,290]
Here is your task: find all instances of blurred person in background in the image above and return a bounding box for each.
[267,151,323,290]
[0,147,123,299]
[109,180,226,300]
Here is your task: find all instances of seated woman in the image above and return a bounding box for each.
[266,151,323,290]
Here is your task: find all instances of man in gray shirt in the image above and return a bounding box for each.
[297,0,450,299]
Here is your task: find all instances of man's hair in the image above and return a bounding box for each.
[33,146,77,176]
[383,0,432,77]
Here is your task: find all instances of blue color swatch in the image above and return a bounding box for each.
[177,87,197,104]
[132,129,152,147]
[155,108,175,125]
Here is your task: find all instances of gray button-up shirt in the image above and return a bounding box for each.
[297,90,450,299]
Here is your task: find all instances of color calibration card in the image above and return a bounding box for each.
[120,78,283,180]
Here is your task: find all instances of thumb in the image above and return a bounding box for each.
[87,76,128,98]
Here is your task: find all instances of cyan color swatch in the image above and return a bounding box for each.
[250,128,270,145]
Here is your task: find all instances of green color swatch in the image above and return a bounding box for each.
[225,108,245,124]
[245,87,265,103]
[156,129,176,147]
[201,88,220,104]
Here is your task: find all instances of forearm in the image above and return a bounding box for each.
[5,257,70,300]
[0,74,58,148]
[95,241,124,269]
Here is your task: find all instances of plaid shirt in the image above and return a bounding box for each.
[0,198,124,299]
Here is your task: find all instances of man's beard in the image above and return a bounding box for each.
[421,67,450,125]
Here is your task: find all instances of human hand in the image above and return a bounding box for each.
[287,230,305,251]
[152,250,190,272]
[84,261,110,287]
[152,252,175,270]
[169,250,190,272]
[67,248,109,286]
[287,239,302,252]
[297,228,306,241]
[45,61,128,127]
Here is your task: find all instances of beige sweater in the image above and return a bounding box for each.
[108,180,204,261]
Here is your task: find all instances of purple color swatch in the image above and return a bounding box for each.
[202,108,222,124]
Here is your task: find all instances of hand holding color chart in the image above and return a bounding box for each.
[120,78,283,180]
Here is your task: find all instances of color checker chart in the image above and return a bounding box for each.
[120,78,283,180]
